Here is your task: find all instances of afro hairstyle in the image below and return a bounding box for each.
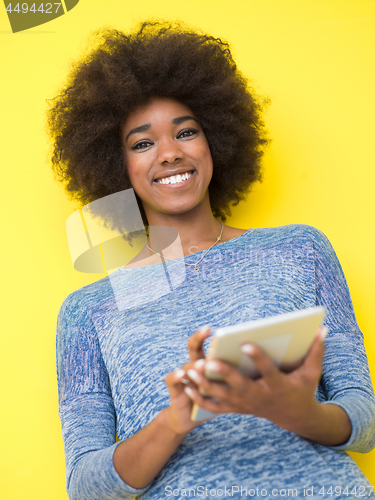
[47,20,269,229]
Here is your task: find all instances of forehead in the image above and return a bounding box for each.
[122,97,197,131]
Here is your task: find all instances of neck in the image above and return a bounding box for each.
[144,204,223,257]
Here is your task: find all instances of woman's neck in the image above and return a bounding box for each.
[124,208,247,270]
[145,208,222,258]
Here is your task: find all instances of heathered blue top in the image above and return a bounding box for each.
[56,224,375,500]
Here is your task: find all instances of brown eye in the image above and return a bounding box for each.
[177,129,198,139]
[131,140,153,150]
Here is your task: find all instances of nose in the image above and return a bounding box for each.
[157,137,182,165]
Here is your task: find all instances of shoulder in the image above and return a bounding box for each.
[57,274,115,322]
[248,225,344,279]
[242,223,330,247]
[56,275,117,361]
[236,225,339,267]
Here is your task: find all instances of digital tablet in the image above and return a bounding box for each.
[190,306,326,421]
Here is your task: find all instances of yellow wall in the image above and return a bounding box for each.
[1,1,374,498]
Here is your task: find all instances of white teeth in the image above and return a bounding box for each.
[156,171,193,185]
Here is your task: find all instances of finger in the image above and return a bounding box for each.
[181,358,206,372]
[165,369,189,398]
[180,358,206,384]
[199,360,250,396]
[184,385,232,414]
[183,363,237,402]
[240,343,281,383]
[186,368,230,399]
[187,326,210,362]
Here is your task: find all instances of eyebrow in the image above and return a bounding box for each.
[172,115,198,125]
[125,115,198,142]
[125,124,150,142]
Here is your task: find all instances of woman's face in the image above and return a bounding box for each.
[121,97,213,222]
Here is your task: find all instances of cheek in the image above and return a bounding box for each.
[124,157,141,187]
[124,161,134,186]
[202,144,214,175]
[125,160,134,178]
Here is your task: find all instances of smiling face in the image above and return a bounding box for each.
[121,97,213,224]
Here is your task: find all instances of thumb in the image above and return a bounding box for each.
[300,326,327,380]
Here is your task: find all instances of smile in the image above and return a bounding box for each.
[155,171,193,185]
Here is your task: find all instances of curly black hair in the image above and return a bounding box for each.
[47,20,269,227]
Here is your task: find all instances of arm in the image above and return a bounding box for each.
[57,291,150,500]
[184,326,352,446]
[112,326,211,489]
[310,225,375,452]
[183,226,375,450]
[112,388,189,489]
[57,292,209,498]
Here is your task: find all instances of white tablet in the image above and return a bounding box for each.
[191,306,326,421]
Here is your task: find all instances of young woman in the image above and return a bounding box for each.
[49,21,375,500]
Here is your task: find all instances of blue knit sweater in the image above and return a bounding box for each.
[56,224,375,500]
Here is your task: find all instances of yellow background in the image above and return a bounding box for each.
[1,1,374,498]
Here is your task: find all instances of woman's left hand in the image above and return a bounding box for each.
[184,327,352,445]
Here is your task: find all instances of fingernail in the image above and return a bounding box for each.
[199,325,210,335]
[184,387,195,399]
[194,359,205,369]
[241,344,254,355]
[205,361,220,372]
[187,369,202,384]
[319,326,329,341]
[174,369,185,378]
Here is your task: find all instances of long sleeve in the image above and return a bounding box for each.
[55,225,375,500]
[308,226,375,452]
[56,290,149,500]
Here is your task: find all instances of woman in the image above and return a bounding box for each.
[49,21,375,500]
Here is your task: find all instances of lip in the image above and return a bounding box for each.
[153,170,196,188]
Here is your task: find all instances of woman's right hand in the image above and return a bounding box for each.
[163,326,211,435]
[113,326,211,489]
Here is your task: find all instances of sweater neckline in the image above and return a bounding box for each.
[118,227,254,272]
